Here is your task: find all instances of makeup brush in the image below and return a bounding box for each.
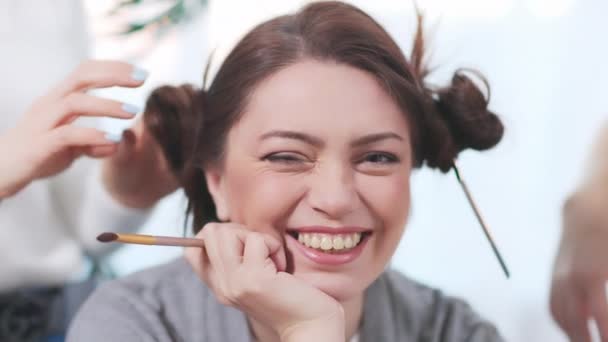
[98,165,509,279]
[452,163,510,279]
[97,232,204,248]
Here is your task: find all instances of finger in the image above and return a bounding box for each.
[48,126,120,149]
[563,298,592,342]
[270,237,287,272]
[590,282,608,341]
[196,224,244,298]
[46,93,139,129]
[132,116,146,136]
[51,60,148,98]
[185,244,212,284]
[83,145,119,158]
[242,233,286,272]
[263,234,287,271]
[203,224,247,273]
[550,284,568,330]
[185,227,210,277]
[567,325,591,342]
[113,129,137,164]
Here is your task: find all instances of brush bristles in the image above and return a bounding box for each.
[97,232,118,242]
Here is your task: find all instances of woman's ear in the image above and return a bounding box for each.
[204,168,230,221]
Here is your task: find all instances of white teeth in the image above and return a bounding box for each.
[333,236,344,250]
[344,236,353,249]
[320,237,332,250]
[295,232,364,252]
[310,235,321,249]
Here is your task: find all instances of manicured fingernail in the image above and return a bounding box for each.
[131,66,149,81]
[122,103,140,115]
[104,132,122,143]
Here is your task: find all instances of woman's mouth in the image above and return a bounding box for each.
[286,228,372,265]
[289,231,367,253]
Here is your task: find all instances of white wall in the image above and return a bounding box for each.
[86,0,608,340]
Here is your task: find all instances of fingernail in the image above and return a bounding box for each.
[104,132,122,143]
[122,103,141,115]
[131,66,149,81]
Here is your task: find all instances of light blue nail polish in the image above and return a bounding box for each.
[122,103,141,115]
[105,132,122,143]
[131,67,149,81]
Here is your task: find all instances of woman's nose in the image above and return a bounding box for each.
[307,162,359,220]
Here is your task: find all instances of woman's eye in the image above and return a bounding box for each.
[263,153,306,164]
[361,152,399,164]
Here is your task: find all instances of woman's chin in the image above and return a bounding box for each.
[293,271,364,302]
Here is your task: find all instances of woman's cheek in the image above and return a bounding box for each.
[234,173,308,230]
[359,173,410,220]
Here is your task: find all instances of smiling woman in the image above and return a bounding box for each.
[68,1,503,341]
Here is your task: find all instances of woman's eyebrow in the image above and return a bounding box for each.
[259,130,324,147]
[259,130,403,148]
[351,132,404,147]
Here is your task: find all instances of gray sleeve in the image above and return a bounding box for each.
[379,270,505,342]
[466,324,504,342]
[429,296,504,342]
[67,281,174,342]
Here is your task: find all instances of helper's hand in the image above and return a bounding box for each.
[551,192,608,342]
[185,223,345,342]
[0,60,146,199]
[101,116,179,209]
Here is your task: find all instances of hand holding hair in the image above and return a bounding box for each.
[0,60,147,199]
[101,116,180,209]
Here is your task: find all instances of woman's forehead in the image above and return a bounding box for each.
[234,60,409,138]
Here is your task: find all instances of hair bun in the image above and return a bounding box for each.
[143,84,202,179]
[144,84,215,228]
[422,71,504,172]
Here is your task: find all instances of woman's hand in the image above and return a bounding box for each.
[0,60,145,199]
[185,222,345,341]
[550,192,608,342]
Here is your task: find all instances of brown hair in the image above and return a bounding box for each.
[144,1,504,233]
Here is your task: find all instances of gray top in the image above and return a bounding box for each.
[67,258,503,342]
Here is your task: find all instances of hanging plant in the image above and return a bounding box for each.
[108,0,208,36]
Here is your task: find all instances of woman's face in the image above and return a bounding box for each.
[206,60,412,301]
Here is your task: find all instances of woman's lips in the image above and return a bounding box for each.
[290,226,370,234]
[285,227,371,266]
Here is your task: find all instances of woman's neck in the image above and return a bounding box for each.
[248,294,364,342]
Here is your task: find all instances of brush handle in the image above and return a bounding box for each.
[115,233,205,248]
[154,236,205,248]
